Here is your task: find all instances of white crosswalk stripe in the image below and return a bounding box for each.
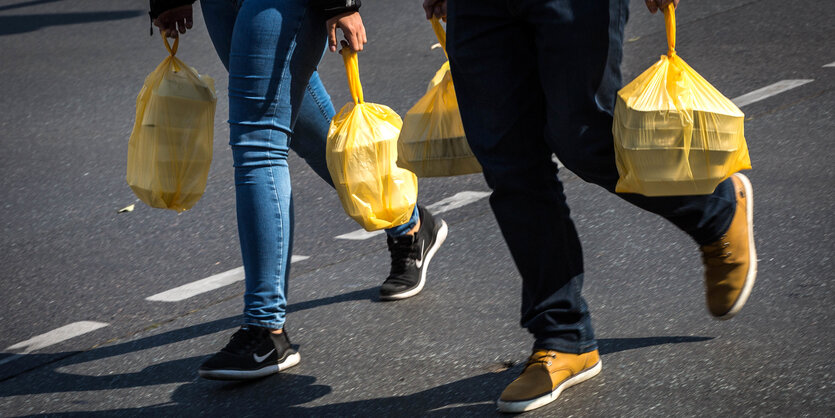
[732,79,814,108]
[0,321,109,366]
[145,255,309,302]
[336,191,490,240]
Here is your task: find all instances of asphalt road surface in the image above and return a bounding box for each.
[1,0,833,416]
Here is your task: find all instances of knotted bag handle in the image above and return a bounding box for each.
[663,3,676,57]
[341,46,365,105]
[430,17,447,58]
[161,33,181,72]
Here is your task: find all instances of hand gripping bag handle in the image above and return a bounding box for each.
[340,46,364,104]
[430,17,447,58]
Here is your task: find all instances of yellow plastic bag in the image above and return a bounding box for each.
[396,18,481,177]
[127,35,217,212]
[613,5,751,196]
[326,47,418,231]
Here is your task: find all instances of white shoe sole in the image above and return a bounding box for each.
[380,221,448,301]
[198,352,301,380]
[496,360,602,413]
[715,173,757,320]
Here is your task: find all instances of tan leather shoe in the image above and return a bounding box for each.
[700,173,757,319]
[497,349,601,413]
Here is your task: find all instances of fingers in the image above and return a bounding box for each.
[328,20,338,52]
[338,39,350,55]
[346,26,363,52]
[353,20,367,51]
[647,0,679,13]
[423,0,446,20]
[423,0,434,19]
[331,13,366,52]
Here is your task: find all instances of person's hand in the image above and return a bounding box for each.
[154,4,193,38]
[327,11,367,52]
[645,0,679,13]
[423,0,447,20]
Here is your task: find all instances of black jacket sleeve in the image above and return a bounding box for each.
[310,0,362,19]
[149,0,197,20]
[149,0,361,24]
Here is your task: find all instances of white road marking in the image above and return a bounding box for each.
[146,255,309,302]
[425,190,491,214]
[0,321,109,365]
[335,191,491,241]
[823,61,835,68]
[732,79,814,108]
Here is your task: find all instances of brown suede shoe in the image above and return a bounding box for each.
[700,173,757,319]
[497,349,601,413]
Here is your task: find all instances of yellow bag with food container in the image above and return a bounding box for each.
[397,18,481,177]
[326,47,418,231]
[127,35,217,212]
[612,5,751,196]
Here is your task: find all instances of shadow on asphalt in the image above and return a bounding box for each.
[4,323,713,416]
[0,286,379,382]
[0,10,145,36]
[0,0,64,13]
[0,287,379,380]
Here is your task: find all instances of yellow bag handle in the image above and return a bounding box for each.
[341,46,365,104]
[663,3,676,57]
[430,17,447,57]
[161,33,181,72]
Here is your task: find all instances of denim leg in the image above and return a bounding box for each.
[526,0,736,245]
[203,0,326,330]
[202,0,335,188]
[292,71,336,186]
[447,0,596,354]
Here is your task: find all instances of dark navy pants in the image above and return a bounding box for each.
[446,0,737,353]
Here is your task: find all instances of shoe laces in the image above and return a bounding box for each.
[527,351,559,368]
[223,327,265,354]
[702,234,732,266]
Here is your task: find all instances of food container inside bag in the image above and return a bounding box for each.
[326,49,418,231]
[612,5,750,196]
[396,19,481,177]
[127,36,217,212]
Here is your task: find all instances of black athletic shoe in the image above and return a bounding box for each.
[380,206,448,300]
[198,326,300,380]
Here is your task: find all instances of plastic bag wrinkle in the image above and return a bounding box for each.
[612,6,750,196]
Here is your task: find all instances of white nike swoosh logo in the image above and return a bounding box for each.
[253,349,275,363]
[415,240,426,268]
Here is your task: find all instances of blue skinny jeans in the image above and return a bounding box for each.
[446,0,737,353]
[200,0,418,330]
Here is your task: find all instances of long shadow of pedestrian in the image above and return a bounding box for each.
[0,10,145,36]
[0,287,378,386]
[0,0,63,14]
[11,335,712,417]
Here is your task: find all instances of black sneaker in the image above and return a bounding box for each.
[198,326,300,380]
[380,206,448,300]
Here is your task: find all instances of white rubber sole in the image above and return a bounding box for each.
[715,173,757,320]
[496,360,602,413]
[380,221,448,301]
[198,352,300,380]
